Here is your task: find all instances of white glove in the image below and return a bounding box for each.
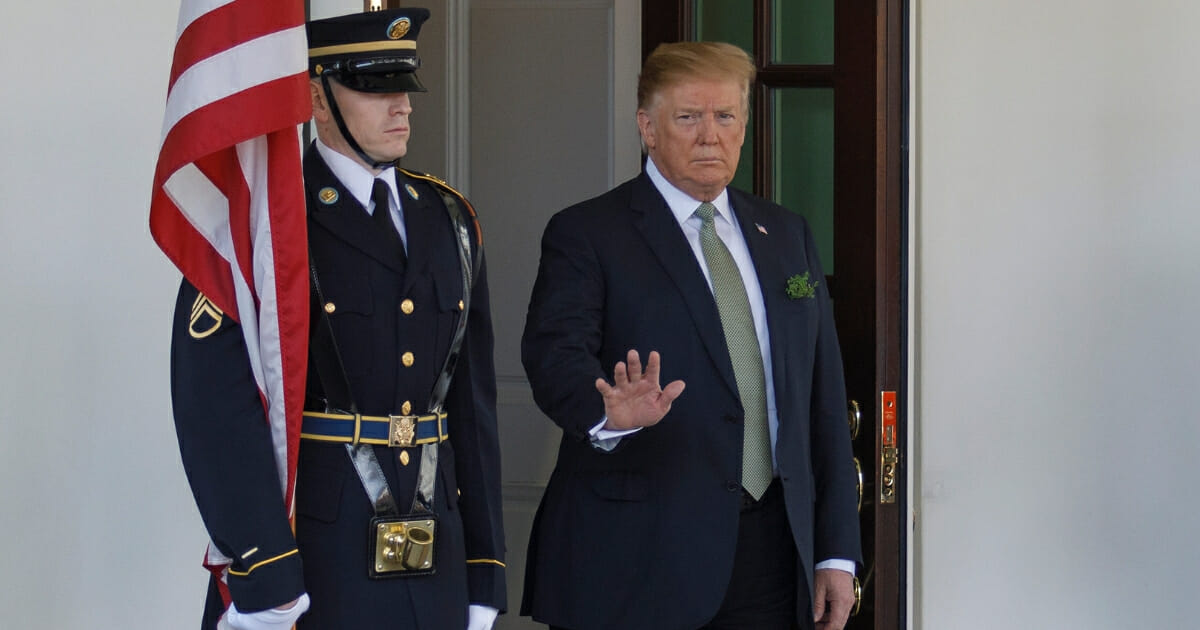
[466,604,499,630]
[217,593,310,630]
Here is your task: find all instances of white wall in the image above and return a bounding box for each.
[915,1,1200,628]
[0,2,206,627]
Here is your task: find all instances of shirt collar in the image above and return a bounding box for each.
[644,156,732,227]
[315,137,397,211]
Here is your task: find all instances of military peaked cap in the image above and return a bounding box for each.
[307,8,430,93]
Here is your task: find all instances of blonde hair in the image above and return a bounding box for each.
[637,41,756,113]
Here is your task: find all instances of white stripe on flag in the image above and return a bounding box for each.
[175,0,236,35]
[161,25,308,141]
[163,162,236,265]
[237,135,290,494]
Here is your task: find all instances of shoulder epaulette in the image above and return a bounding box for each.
[398,168,475,218]
[398,167,481,248]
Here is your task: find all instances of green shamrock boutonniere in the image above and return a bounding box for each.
[786,272,819,299]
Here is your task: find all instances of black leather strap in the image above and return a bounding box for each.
[411,185,480,513]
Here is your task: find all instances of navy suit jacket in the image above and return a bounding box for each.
[520,172,862,630]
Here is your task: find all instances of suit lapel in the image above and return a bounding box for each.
[305,148,407,273]
[630,174,741,399]
[731,190,809,412]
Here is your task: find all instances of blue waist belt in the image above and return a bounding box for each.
[301,411,448,447]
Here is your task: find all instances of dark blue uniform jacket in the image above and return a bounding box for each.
[171,144,506,629]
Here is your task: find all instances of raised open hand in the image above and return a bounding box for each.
[595,349,686,431]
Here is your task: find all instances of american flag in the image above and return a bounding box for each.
[149,0,311,575]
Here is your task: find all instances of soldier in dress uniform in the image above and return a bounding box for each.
[170,8,506,630]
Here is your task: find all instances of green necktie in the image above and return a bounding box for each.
[696,202,772,500]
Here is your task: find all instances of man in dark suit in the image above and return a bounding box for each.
[520,41,862,630]
[170,9,505,629]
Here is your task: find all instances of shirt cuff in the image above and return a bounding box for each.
[588,417,642,451]
[467,604,499,630]
[815,558,856,575]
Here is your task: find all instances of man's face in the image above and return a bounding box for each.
[637,78,746,202]
[314,78,412,169]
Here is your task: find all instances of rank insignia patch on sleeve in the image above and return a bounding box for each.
[189,293,225,339]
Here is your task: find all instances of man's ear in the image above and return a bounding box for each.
[310,80,329,123]
[636,109,654,150]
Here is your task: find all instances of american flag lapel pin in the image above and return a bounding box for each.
[756,223,768,236]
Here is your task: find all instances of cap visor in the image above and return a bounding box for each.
[339,72,426,93]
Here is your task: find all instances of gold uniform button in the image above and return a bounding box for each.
[401,401,412,415]
[399,451,410,466]
[457,300,465,311]
[324,302,336,314]
[402,352,415,367]
[401,299,414,315]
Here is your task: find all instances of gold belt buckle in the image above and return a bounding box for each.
[388,415,417,447]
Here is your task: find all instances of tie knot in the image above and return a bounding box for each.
[696,202,717,224]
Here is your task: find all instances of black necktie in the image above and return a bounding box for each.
[371,178,406,263]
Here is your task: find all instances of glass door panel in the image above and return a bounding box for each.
[771,0,835,64]
[694,0,752,51]
[773,87,835,272]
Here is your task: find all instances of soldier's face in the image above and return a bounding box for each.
[637,78,746,203]
[317,78,413,168]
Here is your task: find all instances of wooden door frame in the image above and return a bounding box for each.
[874,0,908,627]
[642,1,909,628]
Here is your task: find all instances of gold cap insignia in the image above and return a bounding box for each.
[319,187,339,204]
[388,17,412,40]
[405,183,419,200]
[189,293,224,339]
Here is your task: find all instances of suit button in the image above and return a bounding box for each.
[323,302,336,314]
[402,352,414,367]
[726,481,740,493]
[724,414,740,424]
[400,299,414,315]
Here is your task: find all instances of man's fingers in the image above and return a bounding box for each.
[661,379,686,404]
[642,350,662,382]
[625,349,643,382]
[595,378,613,396]
[611,361,628,386]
